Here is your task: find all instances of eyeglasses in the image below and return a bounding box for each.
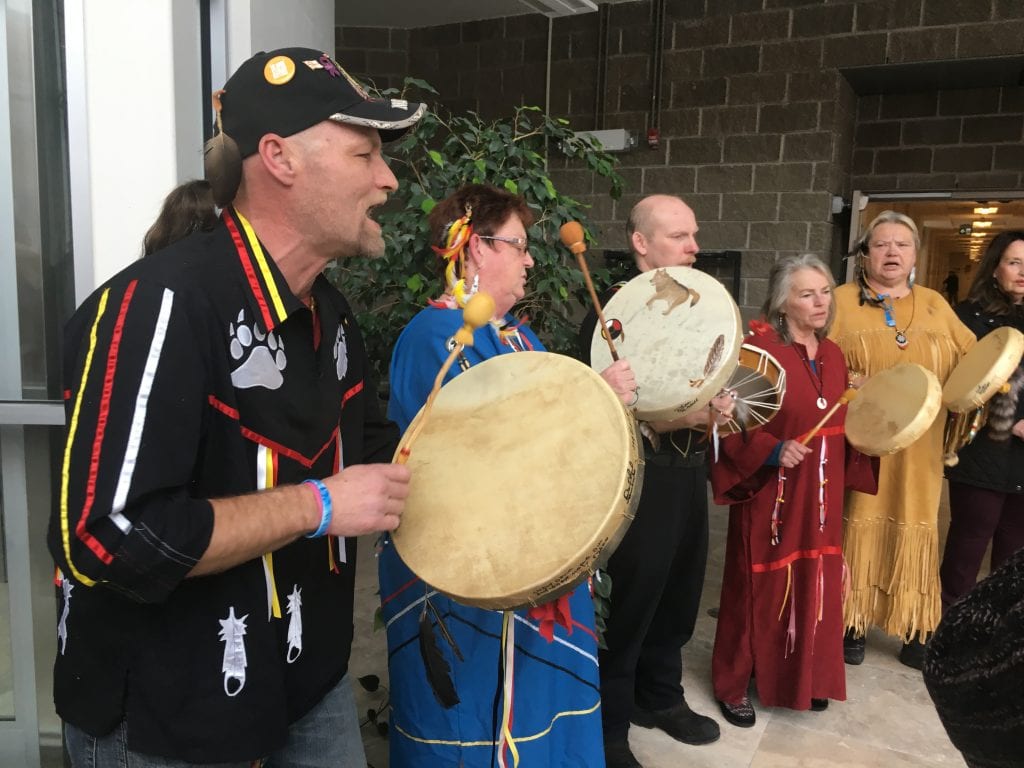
[869,240,914,252]
[478,235,529,253]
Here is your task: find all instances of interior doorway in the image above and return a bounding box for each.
[846,191,1024,303]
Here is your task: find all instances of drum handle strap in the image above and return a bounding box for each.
[397,293,494,465]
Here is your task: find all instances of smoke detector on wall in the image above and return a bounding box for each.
[519,0,598,17]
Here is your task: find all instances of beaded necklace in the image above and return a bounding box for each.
[859,276,916,349]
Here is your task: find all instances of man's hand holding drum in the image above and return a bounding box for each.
[315,463,410,536]
[644,390,736,433]
[710,390,737,426]
[600,357,639,405]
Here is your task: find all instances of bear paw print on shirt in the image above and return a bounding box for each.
[229,309,287,390]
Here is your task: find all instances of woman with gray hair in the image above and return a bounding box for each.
[710,254,878,726]
[831,211,975,670]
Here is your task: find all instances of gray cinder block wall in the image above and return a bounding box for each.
[338,0,1024,317]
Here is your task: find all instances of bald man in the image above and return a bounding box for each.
[581,195,721,768]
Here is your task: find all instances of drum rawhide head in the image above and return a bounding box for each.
[392,352,643,610]
[590,266,743,422]
[845,362,942,456]
[942,326,1024,413]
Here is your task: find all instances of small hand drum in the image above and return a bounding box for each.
[845,362,942,456]
[392,351,643,610]
[942,326,1024,413]
[590,267,744,422]
[719,344,787,436]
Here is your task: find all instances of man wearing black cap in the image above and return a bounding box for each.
[49,48,425,766]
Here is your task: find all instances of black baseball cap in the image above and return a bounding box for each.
[219,47,426,157]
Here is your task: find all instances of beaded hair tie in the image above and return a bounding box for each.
[431,205,473,307]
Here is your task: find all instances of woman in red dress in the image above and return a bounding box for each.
[711,254,877,726]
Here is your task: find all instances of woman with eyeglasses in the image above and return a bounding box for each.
[378,183,635,767]
[830,210,975,670]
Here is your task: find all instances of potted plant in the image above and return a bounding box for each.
[327,79,624,387]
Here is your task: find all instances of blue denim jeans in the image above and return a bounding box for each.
[65,672,367,768]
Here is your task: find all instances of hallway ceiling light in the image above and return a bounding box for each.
[972,220,993,227]
[971,232,987,237]
[518,0,598,16]
[974,206,999,215]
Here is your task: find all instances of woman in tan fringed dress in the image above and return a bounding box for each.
[830,211,975,669]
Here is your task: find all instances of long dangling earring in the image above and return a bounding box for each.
[468,272,479,298]
[908,266,916,288]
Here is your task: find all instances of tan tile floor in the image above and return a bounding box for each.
[350,487,968,768]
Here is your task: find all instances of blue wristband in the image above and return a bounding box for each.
[302,479,332,538]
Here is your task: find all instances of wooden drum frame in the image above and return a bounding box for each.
[392,351,643,610]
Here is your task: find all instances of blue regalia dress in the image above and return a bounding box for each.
[379,305,605,768]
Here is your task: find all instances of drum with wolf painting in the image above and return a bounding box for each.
[392,351,643,611]
[589,266,744,422]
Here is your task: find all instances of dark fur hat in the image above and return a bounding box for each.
[924,547,1024,767]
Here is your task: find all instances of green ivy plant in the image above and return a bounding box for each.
[327,78,624,386]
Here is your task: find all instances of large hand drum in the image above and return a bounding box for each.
[719,344,787,436]
[942,326,1024,412]
[392,351,642,611]
[845,363,942,456]
[590,267,744,422]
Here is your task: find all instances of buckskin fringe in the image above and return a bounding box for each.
[842,516,940,641]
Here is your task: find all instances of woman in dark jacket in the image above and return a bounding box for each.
[941,230,1024,611]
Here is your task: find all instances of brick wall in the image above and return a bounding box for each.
[852,87,1024,192]
[337,0,1024,316]
[336,26,409,92]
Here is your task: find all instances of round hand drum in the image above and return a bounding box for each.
[942,326,1024,413]
[845,363,942,456]
[392,351,643,611]
[719,344,787,436]
[590,267,744,422]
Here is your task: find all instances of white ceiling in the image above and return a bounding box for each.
[335,0,630,29]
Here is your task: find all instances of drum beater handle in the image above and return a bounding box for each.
[799,388,858,446]
[560,221,620,362]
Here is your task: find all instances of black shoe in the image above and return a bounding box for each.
[631,700,721,745]
[717,697,756,728]
[899,637,927,670]
[843,631,865,665]
[810,698,829,711]
[604,738,642,768]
